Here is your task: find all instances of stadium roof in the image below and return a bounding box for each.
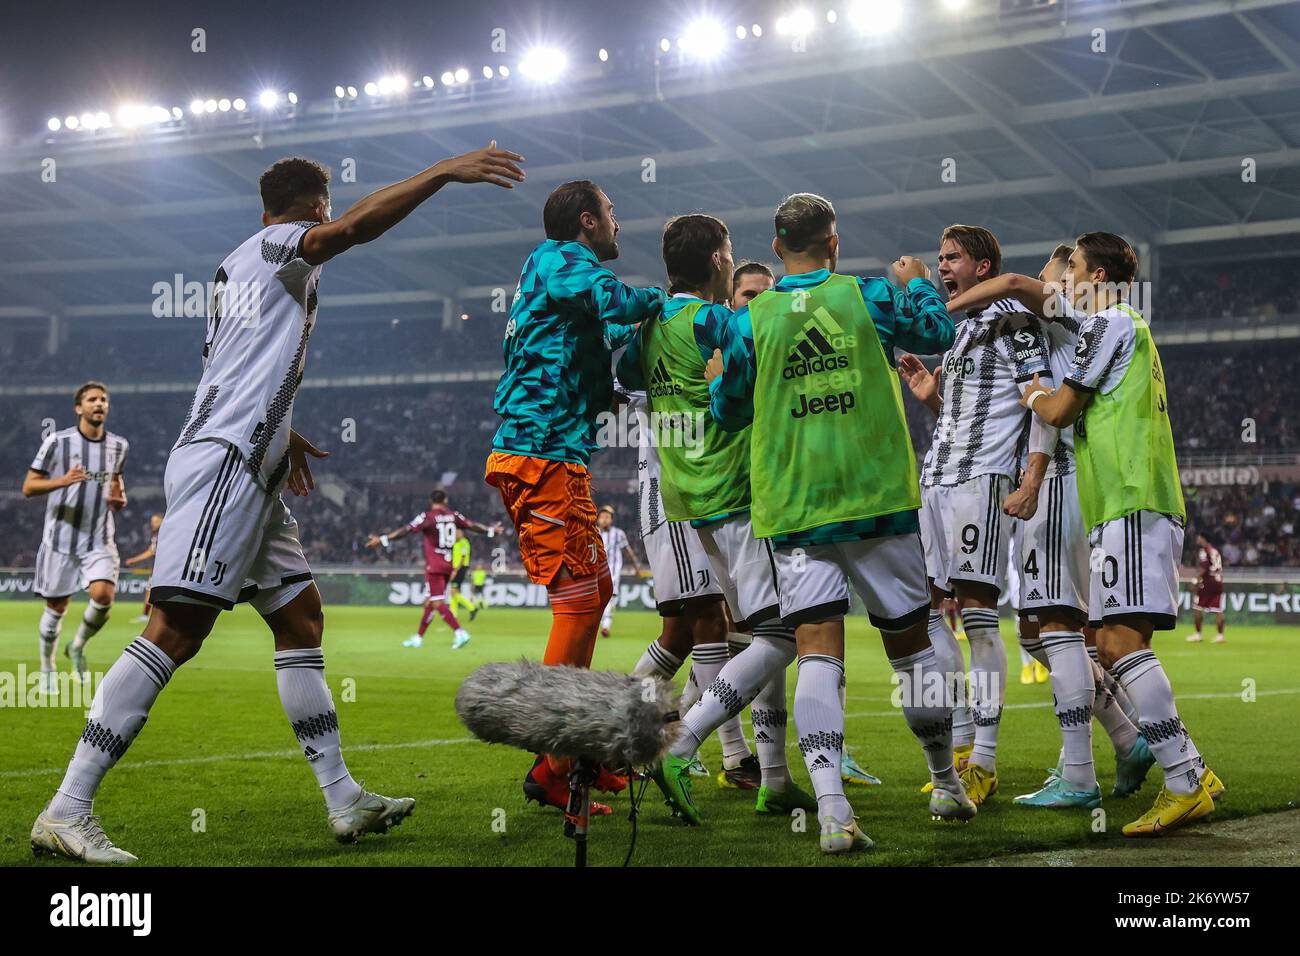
[2,0,1299,327]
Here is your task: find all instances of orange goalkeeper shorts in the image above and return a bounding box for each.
[485,451,606,586]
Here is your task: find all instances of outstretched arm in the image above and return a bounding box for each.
[302,142,525,265]
[1021,374,1091,429]
[944,274,1056,320]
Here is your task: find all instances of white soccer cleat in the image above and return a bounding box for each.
[38,670,58,696]
[930,785,977,822]
[819,816,874,854]
[1185,633,1203,643]
[402,634,423,648]
[31,810,138,864]
[1213,634,1225,644]
[451,629,471,650]
[328,788,416,843]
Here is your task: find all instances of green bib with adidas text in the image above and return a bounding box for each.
[748,274,920,539]
[639,300,752,523]
[1074,303,1186,530]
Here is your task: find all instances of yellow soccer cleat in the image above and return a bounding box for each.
[920,743,974,792]
[958,763,999,807]
[1019,663,1034,685]
[1033,661,1050,684]
[1122,784,1214,837]
[1201,768,1225,801]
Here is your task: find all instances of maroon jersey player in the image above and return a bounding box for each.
[1186,533,1226,644]
[367,489,502,649]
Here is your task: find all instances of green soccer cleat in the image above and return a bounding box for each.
[754,783,818,815]
[1014,773,1103,809]
[929,785,977,822]
[1112,735,1156,798]
[841,749,883,786]
[649,753,703,825]
[64,642,86,680]
[819,816,873,854]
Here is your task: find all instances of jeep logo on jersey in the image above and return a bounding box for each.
[648,357,683,397]
[790,390,856,418]
[783,307,855,379]
[943,354,976,378]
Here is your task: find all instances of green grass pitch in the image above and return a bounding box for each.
[1,600,1296,867]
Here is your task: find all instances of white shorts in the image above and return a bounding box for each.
[151,439,313,616]
[1010,471,1089,615]
[34,545,119,599]
[920,474,1013,595]
[1088,510,1184,630]
[775,533,930,631]
[696,513,780,630]
[644,519,724,615]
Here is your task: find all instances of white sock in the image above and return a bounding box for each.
[632,640,683,679]
[727,631,752,657]
[929,610,973,748]
[1090,645,1139,725]
[1089,655,1140,756]
[1040,631,1097,789]
[890,643,961,790]
[39,606,65,671]
[1112,649,1204,796]
[717,632,756,768]
[1019,631,1049,668]
[681,667,702,712]
[48,637,175,819]
[794,654,851,824]
[961,607,1005,773]
[684,641,752,768]
[72,599,111,652]
[749,665,790,789]
[672,632,795,760]
[275,648,363,812]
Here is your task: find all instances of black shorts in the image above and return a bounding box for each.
[452,566,469,588]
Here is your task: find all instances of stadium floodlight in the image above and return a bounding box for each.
[48,117,61,131]
[189,99,204,115]
[204,99,217,113]
[335,85,345,98]
[98,111,111,127]
[942,0,970,9]
[422,75,434,88]
[376,75,405,94]
[776,9,815,37]
[736,25,747,39]
[681,18,727,59]
[65,115,79,129]
[454,67,470,83]
[752,23,763,37]
[598,48,608,62]
[483,65,494,79]
[80,112,97,130]
[498,65,510,77]
[659,37,671,52]
[287,91,298,104]
[346,86,358,98]
[364,81,379,95]
[218,98,231,112]
[152,106,171,123]
[259,89,280,108]
[171,106,183,119]
[233,97,247,111]
[116,104,141,128]
[847,0,903,34]
[518,48,567,83]
[827,9,838,23]
[440,71,455,85]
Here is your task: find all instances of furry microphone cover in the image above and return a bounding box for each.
[455,659,679,766]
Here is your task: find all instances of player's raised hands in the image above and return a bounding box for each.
[286,430,329,497]
[705,348,725,384]
[897,353,939,404]
[892,255,931,285]
[60,464,87,488]
[437,141,526,189]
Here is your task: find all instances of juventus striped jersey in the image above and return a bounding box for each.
[175,221,323,491]
[29,427,129,555]
[600,525,630,576]
[1036,294,1088,480]
[920,299,1052,487]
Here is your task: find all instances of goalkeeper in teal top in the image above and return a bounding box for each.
[945,232,1220,839]
[709,193,977,853]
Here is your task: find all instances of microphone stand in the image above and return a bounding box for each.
[563,759,599,868]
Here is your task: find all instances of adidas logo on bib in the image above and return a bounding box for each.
[648,357,683,397]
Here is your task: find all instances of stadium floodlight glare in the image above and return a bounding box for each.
[80,112,97,130]
[847,0,903,34]
[736,25,747,39]
[483,65,494,79]
[218,98,231,112]
[233,97,247,111]
[828,9,838,23]
[659,37,671,52]
[189,99,204,115]
[422,75,434,88]
[259,90,280,108]
[681,18,727,59]
[942,0,970,9]
[335,85,345,98]
[376,76,405,94]
[598,48,608,62]
[753,23,763,37]
[171,106,183,119]
[65,115,79,129]
[776,8,815,37]
[346,86,358,98]
[364,81,378,95]
[287,91,298,104]
[440,71,455,85]
[48,117,61,131]
[454,67,470,83]
[498,65,510,77]
[204,99,217,113]
[518,48,566,82]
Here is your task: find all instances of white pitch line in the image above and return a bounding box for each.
[845,686,1300,719]
[1,737,475,780]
